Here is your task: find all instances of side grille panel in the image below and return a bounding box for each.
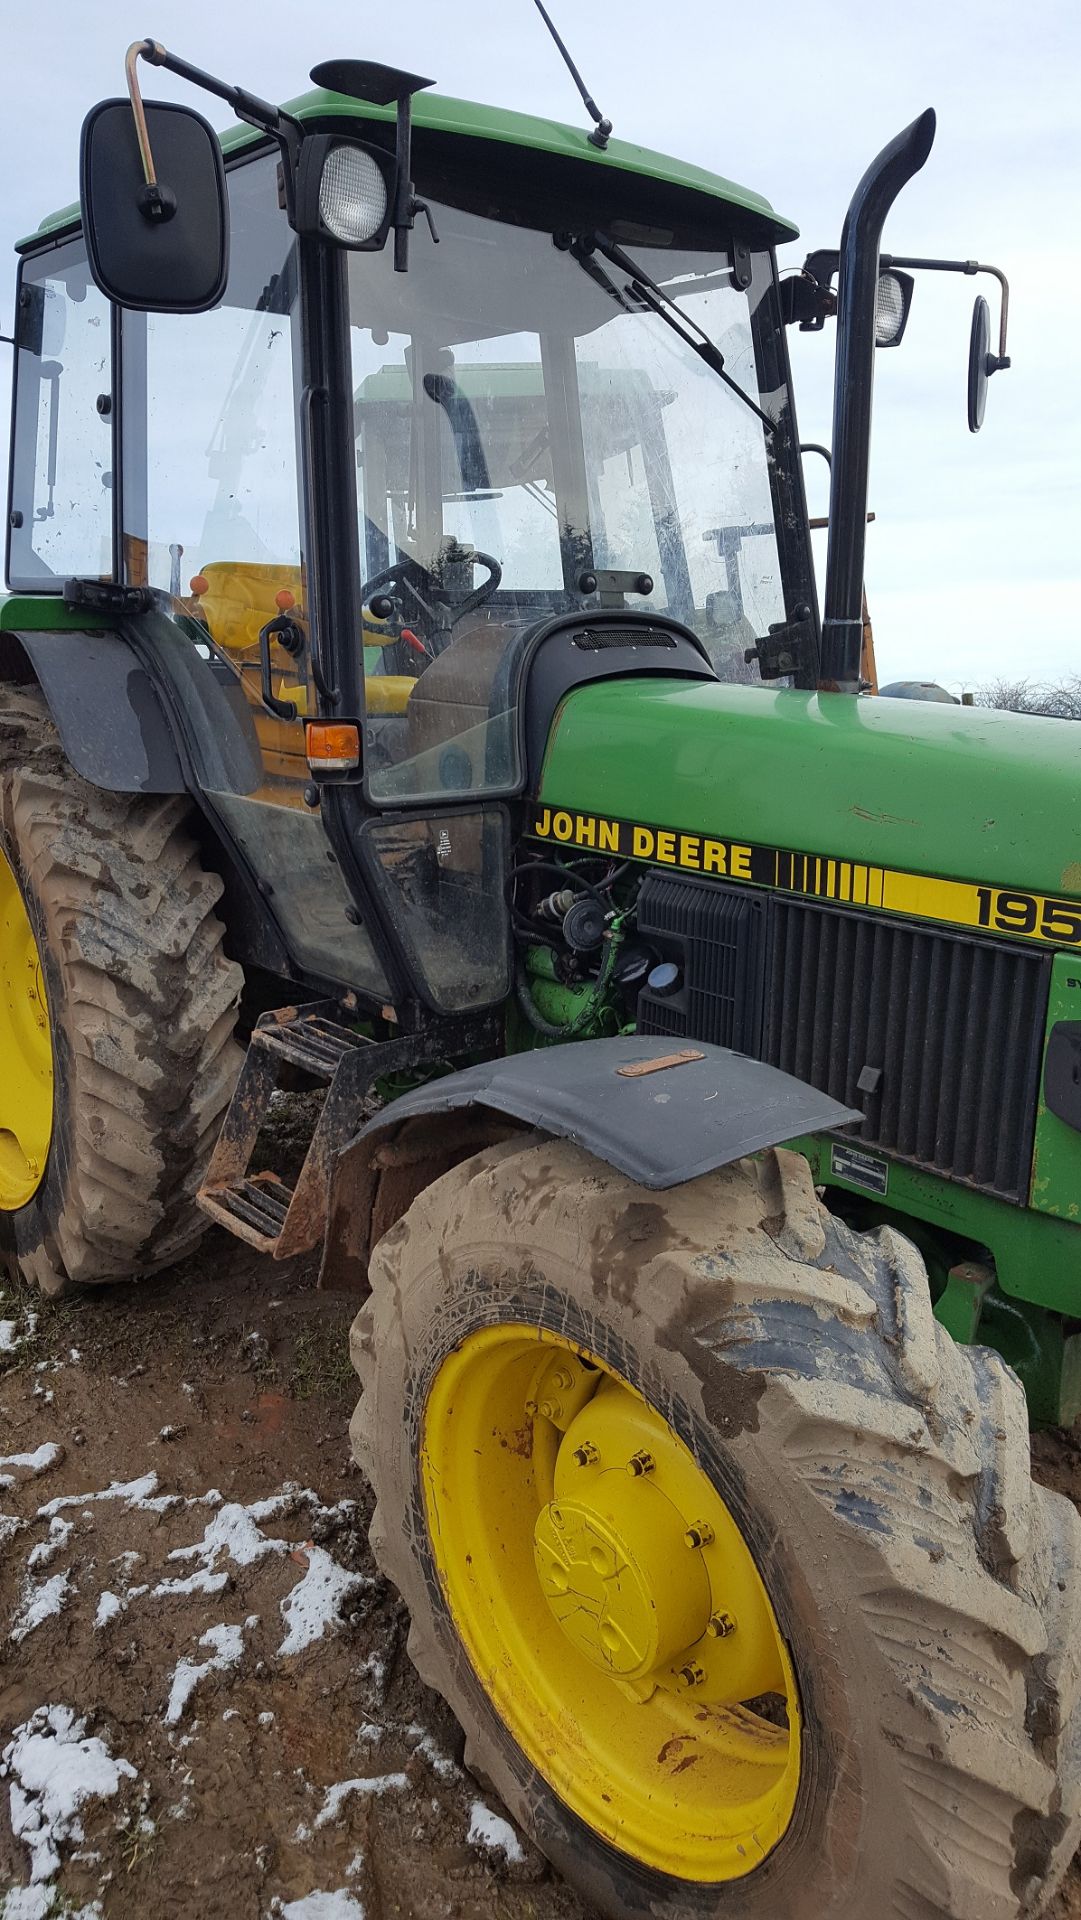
[637,876,768,1055]
[636,872,1051,1205]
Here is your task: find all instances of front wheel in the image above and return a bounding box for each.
[352,1137,1081,1920]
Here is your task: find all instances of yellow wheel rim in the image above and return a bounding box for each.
[0,847,52,1210]
[422,1326,801,1881]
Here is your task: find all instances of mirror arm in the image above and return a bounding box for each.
[124,39,302,210]
[880,254,1011,369]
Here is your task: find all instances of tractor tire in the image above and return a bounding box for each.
[0,683,243,1295]
[351,1135,1081,1920]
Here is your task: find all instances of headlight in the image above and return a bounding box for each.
[318,143,389,245]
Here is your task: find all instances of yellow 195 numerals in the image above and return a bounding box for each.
[976,887,1081,945]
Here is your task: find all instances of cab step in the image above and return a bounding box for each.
[197,999,488,1262]
[197,999,375,1259]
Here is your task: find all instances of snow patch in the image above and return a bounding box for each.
[37,1472,159,1518]
[151,1568,230,1601]
[0,1320,20,1353]
[407,1725,458,1781]
[164,1621,251,1725]
[27,1518,72,1572]
[0,1514,24,1549]
[278,1895,365,1920]
[468,1801,526,1865]
[278,1548,366,1657]
[314,1775,409,1828]
[11,1571,72,1644]
[168,1499,291,1574]
[93,1592,124,1630]
[0,1444,63,1490]
[1,1705,136,1885]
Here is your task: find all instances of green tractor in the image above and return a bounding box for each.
[2,33,1078,1919]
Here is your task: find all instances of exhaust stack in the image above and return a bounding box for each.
[819,109,936,692]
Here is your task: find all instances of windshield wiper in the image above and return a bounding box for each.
[561,230,776,435]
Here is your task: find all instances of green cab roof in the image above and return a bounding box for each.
[25,84,797,249]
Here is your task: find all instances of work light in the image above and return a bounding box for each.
[874,267,915,347]
[318,143,389,245]
[294,135,395,250]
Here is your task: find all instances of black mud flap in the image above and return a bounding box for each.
[352,1035,859,1190]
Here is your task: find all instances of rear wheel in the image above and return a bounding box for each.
[0,684,243,1294]
[352,1136,1081,1919]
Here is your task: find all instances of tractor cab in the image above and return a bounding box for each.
[7,62,817,1016]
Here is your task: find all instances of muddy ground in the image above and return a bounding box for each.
[1,1172,1080,1920]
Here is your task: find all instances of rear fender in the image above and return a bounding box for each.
[8,627,186,794]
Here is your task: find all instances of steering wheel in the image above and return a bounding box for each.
[361,555,439,628]
[445,550,502,625]
[361,550,503,648]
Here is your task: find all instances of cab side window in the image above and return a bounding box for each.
[8,247,114,586]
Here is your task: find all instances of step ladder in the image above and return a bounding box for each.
[197,1000,425,1259]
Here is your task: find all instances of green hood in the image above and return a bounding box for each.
[537,680,1081,899]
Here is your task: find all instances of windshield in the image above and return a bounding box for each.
[347,194,809,803]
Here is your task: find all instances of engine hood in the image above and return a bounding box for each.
[535,680,1081,900]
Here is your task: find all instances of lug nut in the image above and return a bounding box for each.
[627,1450,655,1477]
[684,1522,715,1549]
[552,1367,574,1390]
[571,1441,599,1467]
[706,1612,736,1639]
[676,1662,705,1689]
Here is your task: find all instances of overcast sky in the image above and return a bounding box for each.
[2,0,1077,692]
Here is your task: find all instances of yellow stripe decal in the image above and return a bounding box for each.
[528,805,1081,951]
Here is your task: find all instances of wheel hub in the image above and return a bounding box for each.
[422,1324,801,1883]
[534,1479,710,1679]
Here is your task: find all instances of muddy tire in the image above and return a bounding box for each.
[0,683,243,1294]
[351,1136,1081,1920]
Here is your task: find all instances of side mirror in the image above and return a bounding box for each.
[80,98,228,313]
[968,294,991,432]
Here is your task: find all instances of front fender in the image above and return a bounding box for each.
[318,1036,859,1291]
[354,1036,859,1189]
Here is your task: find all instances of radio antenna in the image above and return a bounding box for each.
[530,0,612,149]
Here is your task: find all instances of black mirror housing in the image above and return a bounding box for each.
[80,97,228,313]
[968,293,991,432]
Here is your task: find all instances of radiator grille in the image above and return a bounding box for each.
[767,901,1050,1201]
[636,874,1051,1204]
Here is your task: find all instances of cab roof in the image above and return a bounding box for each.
[24,85,798,250]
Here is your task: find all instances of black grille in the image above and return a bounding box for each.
[637,873,1051,1204]
[571,627,678,650]
[637,875,768,1052]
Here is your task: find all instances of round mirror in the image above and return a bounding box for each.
[968,294,991,433]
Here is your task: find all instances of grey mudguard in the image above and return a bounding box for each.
[14,618,262,797]
[356,1035,860,1189]
[15,628,186,793]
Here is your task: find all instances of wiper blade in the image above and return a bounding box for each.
[588,231,777,435]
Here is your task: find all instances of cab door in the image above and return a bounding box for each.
[119,149,388,997]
